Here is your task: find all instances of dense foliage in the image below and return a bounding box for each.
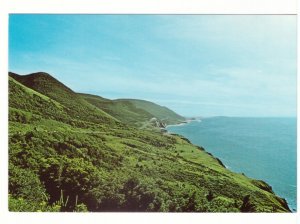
[8,72,290,212]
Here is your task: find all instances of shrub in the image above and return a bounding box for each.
[9,164,47,203]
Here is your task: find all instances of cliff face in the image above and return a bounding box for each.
[8,72,290,212]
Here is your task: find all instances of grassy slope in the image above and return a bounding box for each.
[79,93,154,127]
[9,72,118,124]
[8,73,290,212]
[118,99,185,125]
[80,93,185,127]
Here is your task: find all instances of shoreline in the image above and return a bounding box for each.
[165,118,201,129]
[165,119,231,171]
[164,119,293,212]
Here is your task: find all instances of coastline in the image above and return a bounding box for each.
[164,119,292,212]
[165,120,229,170]
[165,118,201,128]
[165,118,229,170]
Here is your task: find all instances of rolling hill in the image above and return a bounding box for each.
[8,72,290,212]
[80,93,185,128]
[79,93,155,127]
[9,72,120,127]
[117,99,185,125]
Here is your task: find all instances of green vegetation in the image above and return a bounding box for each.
[80,93,185,128]
[9,72,118,125]
[8,72,290,212]
[117,98,185,125]
[80,93,154,127]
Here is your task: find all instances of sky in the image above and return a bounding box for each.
[9,15,297,117]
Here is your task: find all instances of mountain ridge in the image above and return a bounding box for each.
[9,72,120,125]
[80,93,185,128]
[8,71,291,212]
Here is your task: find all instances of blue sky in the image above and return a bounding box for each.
[9,15,296,117]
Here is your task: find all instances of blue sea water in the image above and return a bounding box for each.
[167,117,297,211]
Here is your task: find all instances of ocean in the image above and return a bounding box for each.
[166,117,297,212]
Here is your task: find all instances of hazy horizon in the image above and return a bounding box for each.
[9,15,297,117]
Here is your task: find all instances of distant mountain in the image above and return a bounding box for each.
[80,93,185,128]
[79,93,154,127]
[117,99,185,125]
[10,72,184,128]
[8,71,290,212]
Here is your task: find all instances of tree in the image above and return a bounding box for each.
[240,195,256,212]
[184,191,198,212]
[121,177,157,211]
[206,190,214,202]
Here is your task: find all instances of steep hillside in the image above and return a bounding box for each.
[8,72,290,212]
[80,93,154,127]
[81,93,185,128]
[118,99,185,125]
[9,72,119,127]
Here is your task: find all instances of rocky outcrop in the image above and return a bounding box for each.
[149,117,166,128]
